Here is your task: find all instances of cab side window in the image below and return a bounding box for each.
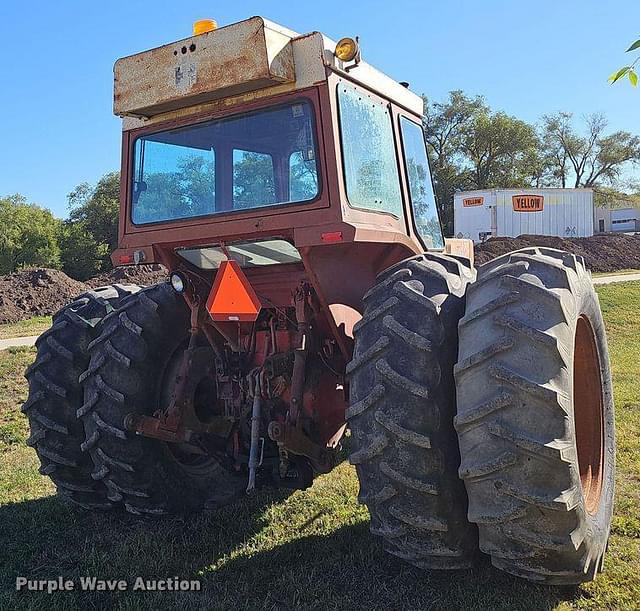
[337,83,403,218]
[399,117,444,249]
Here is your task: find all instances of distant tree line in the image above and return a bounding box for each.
[422,91,640,233]
[1,90,639,278]
[0,172,119,279]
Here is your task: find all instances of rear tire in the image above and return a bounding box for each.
[455,247,615,584]
[80,283,245,516]
[348,253,478,569]
[23,284,141,510]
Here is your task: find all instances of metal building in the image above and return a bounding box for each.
[594,205,640,233]
[454,188,594,243]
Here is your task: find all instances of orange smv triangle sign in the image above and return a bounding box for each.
[206,260,262,322]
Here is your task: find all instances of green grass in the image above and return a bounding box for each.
[0,284,639,610]
[0,317,52,340]
[592,269,640,277]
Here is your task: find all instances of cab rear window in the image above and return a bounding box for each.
[131,101,319,224]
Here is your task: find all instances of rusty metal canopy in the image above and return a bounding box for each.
[114,17,296,118]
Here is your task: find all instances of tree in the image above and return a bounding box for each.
[134,155,215,223]
[423,92,543,232]
[289,152,319,201]
[0,195,61,274]
[541,114,571,187]
[67,171,120,272]
[423,91,487,233]
[233,152,275,209]
[68,171,120,252]
[592,185,640,209]
[541,112,640,188]
[59,221,108,281]
[610,38,640,87]
[462,111,541,189]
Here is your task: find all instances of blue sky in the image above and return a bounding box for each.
[1,0,638,217]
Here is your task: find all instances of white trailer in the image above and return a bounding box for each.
[454,188,594,242]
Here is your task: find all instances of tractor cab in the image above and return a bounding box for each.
[112,17,468,334]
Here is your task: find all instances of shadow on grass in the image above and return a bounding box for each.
[0,493,582,611]
[206,523,581,611]
[0,490,287,610]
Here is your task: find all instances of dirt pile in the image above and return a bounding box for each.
[0,269,90,324]
[475,233,640,273]
[86,264,167,288]
[0,265,168,324]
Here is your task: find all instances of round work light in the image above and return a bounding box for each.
[170,272,187,293]
[335,37,359,62]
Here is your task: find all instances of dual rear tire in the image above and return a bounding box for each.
[454,247,614,584]
[24,282,243,516]
[80,283,245,515]
[348,248,615,584]
[346,253,478,568]
[23,284,140,509]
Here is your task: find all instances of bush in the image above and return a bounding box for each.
[59,221,109,281]
[0,195,61,275]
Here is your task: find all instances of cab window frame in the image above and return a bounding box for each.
[128,97,323,227]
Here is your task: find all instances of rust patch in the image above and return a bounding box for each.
[573,314,605,515]
[114,17,295,117]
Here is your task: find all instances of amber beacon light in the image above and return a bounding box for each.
[193,19,217,35]
[334,37,359,62]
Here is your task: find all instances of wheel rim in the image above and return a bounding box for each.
[158,343,221,477]
[573,315,605,515]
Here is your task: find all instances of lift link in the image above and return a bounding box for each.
[289,282,314,427]
[123,344,235,443]
[267,421,335,474]
[265,282,336,474]
[246,369,263,494]
[124,294,233,444]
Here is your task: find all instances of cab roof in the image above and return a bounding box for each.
[114,16,423,126]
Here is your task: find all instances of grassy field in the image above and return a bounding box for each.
[0,283,638,610]
[0,317,52,340]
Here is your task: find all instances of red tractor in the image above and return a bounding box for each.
[24,17,615,584]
